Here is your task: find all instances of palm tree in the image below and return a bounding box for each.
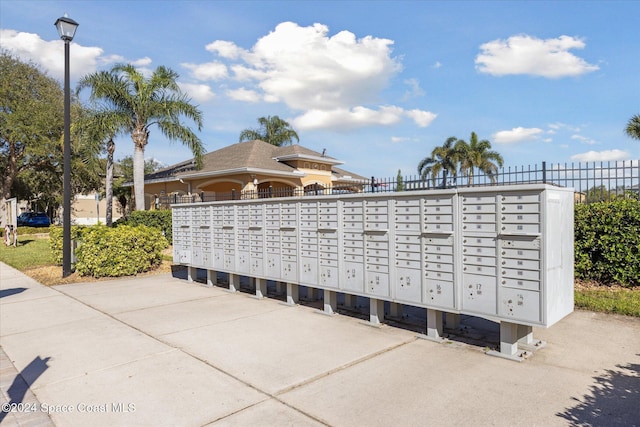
[418,136,460,187]
[78,64,204,211]
[239,115,299,146]
[625,114,640,141]
[73,107,128,225]
[456,132,504,186]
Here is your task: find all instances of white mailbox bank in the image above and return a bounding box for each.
[173,184,574,360]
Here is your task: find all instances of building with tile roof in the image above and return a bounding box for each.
[140,140,368,208]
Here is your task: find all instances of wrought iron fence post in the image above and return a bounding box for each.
[542,161,547,184]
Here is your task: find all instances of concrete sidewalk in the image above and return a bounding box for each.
[1,261,639,427]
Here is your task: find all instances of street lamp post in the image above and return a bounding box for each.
[55,15,79,277]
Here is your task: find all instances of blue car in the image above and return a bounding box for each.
[23,212,51,227]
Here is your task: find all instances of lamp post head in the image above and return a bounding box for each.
[54,15,79,42]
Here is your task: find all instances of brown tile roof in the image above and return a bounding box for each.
[144,140,366,182]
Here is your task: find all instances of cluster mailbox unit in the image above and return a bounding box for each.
[173,184,574,360]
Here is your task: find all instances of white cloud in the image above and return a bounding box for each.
[405,109,437,127]
[0,29,103,80]
[403,78,425,99]
[292,106,404,131]
[493,127,544,144]
[206,40,244,59]
[433,61,442,69]
[476,34,599,78]
[181,61,228,81]
[226,88,260,102]
[391,136,410,143]
[192,22,425,131]
[571,134,597,145]
[131,57,152,67]
[178,82,215,102]
[570,149,629,162]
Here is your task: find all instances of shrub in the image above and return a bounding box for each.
[575,198,640,287]
[1,226,49,237]
[49,225,89,264]
[115,210,172,241]
[74,225,168,277]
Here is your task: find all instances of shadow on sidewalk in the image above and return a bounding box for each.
[0,355,51,423]
[557,355,640,426]
[0,288,27,298]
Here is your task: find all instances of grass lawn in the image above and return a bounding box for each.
[0,235,54,269]
[575,282,640,317]
[0,234,173,286]
[1,235,638,317]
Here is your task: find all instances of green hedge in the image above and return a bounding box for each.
[0,226,51,237]
[575,198,640,287]
[115,210,172,241]
[49,225,89,264]
[49,224,168,277]
[74,225,168,277]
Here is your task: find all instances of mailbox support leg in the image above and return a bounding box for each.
[368,298,385,326]
[500,322,519,356]
[487,321,526,362]
[255,278,267,299]
[206,270,217,288]
[187,266,197,283]
[517,324,546,352]
[323,290,337,315]
[389,302,403,318]
[424,308,444,341]
[344,293,357,308]
[306,287,317,301]
[517,324,533,345]
[228,274,239,293]
[445,313,461,330]
[285,283,299,306]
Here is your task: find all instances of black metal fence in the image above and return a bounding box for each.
[160,160,639,206]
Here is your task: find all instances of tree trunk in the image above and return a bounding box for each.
[132,128,148,211]
[105,139,115,226]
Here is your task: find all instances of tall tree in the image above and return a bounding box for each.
[396,169,404,191]
[113,156,163,216]
[417,136,459,187]
[625,114,640,141]
[73,107,128,225]
[239,115,299,146]
[1,52,64,226]
[455,132,504,185]
[78,64,204,211]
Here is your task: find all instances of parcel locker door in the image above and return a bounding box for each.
[395,267,422,304]
[499,288,541,323]
[462,274,497,316]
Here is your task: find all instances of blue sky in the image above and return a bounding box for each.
[2,0,639,179]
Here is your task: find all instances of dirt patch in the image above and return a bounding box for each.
[575,279,639,292]
[24,260,177,287]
